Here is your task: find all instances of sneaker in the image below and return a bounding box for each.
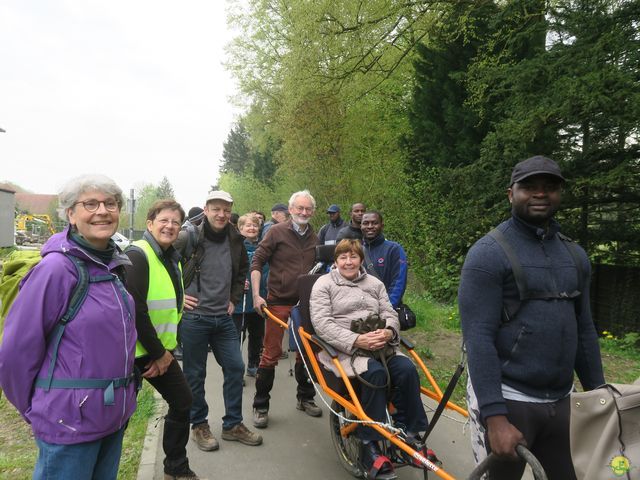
[402,438,442,469]
[221,422,263,446]
[246,366,258,377]
[361,442,397,480]
[191,423,219,451]
[297,399,322,417]
[253,408,268,428]
[164,468,205,480]
[280,350,289,359]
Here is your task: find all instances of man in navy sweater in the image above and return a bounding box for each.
[458,156,604,480]
[361,210,407,309]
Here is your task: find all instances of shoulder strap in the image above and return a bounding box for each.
[488,229,528,300]
[41,254,115,392]
[489,228,583,322]
[557,233,585,294]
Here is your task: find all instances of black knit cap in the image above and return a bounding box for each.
[510,155,565,186]
[188,207,204,221]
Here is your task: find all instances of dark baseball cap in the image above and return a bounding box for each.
[510,155,565,186]
[327,204,340,213]
[271,203,288,212]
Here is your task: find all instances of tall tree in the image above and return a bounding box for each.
[156,176,175,199]
[221,122,251,175]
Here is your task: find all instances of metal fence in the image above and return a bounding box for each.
[591,264,640,336]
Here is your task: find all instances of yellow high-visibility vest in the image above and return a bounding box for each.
[132,239,182,358]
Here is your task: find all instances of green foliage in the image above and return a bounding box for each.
[225,0,640,301]
[130,177,177,230]
[117,383,157,479]
[156,176,175,199]
[218,171,282,216]
[221,122,251,175]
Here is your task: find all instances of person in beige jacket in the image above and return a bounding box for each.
[310,239,428,480]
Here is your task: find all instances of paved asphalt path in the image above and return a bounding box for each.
[142,343,481,480]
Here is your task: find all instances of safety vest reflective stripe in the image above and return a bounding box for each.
[147,298,177,310]
[132,239,183,358]
[154,322,178,336]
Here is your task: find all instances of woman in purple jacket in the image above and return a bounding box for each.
[0,174,137,480]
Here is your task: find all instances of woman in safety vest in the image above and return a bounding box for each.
[124,199,201,480]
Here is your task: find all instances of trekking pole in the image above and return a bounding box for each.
[241,280,248,346]
[286,325,293,376]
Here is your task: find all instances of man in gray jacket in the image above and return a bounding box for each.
[458,156,604,480]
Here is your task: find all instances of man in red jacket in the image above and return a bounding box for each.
[250,190,322,428]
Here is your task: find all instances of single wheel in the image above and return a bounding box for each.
[329,400,364,478]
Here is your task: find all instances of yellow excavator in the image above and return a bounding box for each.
[15,214,57,245]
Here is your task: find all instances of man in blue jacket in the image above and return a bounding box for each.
[458,156,605,480]
[361,210,407,309]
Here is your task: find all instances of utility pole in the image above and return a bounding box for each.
[128,188,135,239]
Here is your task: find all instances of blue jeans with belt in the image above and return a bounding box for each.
[180,312,245,429]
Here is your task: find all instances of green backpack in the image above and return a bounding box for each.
[0,250,93,399]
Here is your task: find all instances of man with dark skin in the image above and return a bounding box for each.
[458,156,604,480]
[361,211,408,309]
[317,204,345,245]
[336,202,366,241]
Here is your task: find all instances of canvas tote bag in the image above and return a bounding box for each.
[570,379,640,479]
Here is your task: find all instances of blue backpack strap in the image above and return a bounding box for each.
[39,254,128,405]
[41,254,91,391]
[34,374,135,405]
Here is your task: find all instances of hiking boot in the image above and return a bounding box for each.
[221,422,263,446]
[253,408,268,428]
[191,423,219,451]
[297,399,322,417]
[164,468,205,480]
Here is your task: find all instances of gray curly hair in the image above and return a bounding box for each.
[57,174,124,221]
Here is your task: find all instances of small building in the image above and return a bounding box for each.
[0,187,16,247]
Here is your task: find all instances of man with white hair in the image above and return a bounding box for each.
[250,190,322,428]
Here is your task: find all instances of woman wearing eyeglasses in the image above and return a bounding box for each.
[0,174,137,479]
[123,199,201,480]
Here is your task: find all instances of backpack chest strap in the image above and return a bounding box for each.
[34,374,135,405]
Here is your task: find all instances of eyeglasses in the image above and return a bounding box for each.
[73,199,120,212]
[155,218,181,228]
[293,206,314,213]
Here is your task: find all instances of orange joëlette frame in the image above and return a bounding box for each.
[261,306,468,480]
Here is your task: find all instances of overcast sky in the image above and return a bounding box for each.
[0,1,240,212]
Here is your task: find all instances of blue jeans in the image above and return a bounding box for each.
[180,312,245,429]
[33,426,126,480]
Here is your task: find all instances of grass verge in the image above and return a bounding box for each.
[0,382,157,479]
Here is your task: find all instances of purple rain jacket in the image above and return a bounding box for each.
[0,229,137,444]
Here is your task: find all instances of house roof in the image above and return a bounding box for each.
[15,193,58,214]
